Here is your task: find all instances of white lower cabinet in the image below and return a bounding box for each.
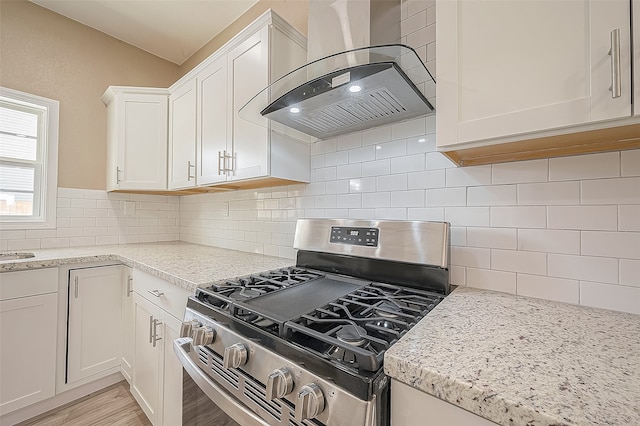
[391,379,497,426]
[0,269,58,416]
[121,266,135,383]
[67,266,123,383]
[130,269,190,426]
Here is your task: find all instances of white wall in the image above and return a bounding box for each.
[179,0,640,315]
[0,188,179,250]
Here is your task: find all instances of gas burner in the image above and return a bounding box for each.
[236,287,263,299]
[336,324,367,346]
[374,300,402,318]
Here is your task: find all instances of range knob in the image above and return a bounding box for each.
[179,319,200,338]
[223,343,248,369]
[265,367,294,400]
[191,326,215,346]
[294,383,325,422]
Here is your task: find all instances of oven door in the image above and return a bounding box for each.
[175,338,269,426]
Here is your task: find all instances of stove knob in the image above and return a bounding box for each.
[191,326,215,346]
[265,367,294,400]
[294,383,325,422]
[179,320,200,338]
[223,343,248,369]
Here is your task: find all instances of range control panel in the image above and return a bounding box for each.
[329,226,379,247]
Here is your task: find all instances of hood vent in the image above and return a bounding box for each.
[239,1,435,141]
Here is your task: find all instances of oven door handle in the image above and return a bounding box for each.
[173,338,269,426]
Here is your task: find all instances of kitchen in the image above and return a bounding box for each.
[1,0,639,425]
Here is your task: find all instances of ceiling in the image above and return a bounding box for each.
[30,0,260,65]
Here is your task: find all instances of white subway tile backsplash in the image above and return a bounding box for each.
[407,0,435,17]
[407,207,444,221]
[390,154,425,173]
[325,180,350,195]
[547,206,618,231]
[581,231,640,260]
[446,165,492,187]
[375,140,406,159]
[406,23,436,50]
[467,185,516,206]
[466,268,516,294]
[618,205,640,231]
[492,159,548,184]
[491,206,546,228]
[548,254,618,284]
[311,138,336,155]
[40,237,70,249]
[516,274,579,304]
[403,9,427,35]
[517,181,580,205]
[313,167,337,182]
[445,207,490,227]
[348,146,376,163]
[491,249,547,275]
[349,178,376,193]
[406,134,436,154]
[450,227,467,246]
[426,187,466,206]
[374,208,407,220]
[580,281,640,314]
[426,152,457,170]
[450,246,491,268]
[363,192,391,208]
[391,117,426,139]
[362,126,392,145]
[408,170,446,189]
[449,265,466,286]
[467,227,517,250]
[71,198,97,209]
[549,152,620,181]
[336,133,362,151]
[620,259,640,287]
[581,177,640,205]
[362,159,391,177]
[336,194,362,209]
[325,151,349,166]
[518,229,580,255]
[336,164,361,179]
[621,149,640,176]
[377,174,407,191]
[7,239,41,250]
[392,190,425,208]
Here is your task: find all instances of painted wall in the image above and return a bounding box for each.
[0,0,180,190]
[179,0,640,315]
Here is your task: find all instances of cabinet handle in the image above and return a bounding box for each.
[116,167,122,184]
[187,160,196,181]
[74,276,79,298]
[152,318,163,347]
[218,151,224,175]
[149,315,154,344]
[127,275,133,297]
[608,28,621,99]
[147,289,164,298]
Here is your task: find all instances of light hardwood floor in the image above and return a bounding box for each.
[17,381,151,426]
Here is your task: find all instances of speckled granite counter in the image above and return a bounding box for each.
[385,287,640,426]
[0,242,293,292]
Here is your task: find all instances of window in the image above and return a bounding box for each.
[0,87,59,229]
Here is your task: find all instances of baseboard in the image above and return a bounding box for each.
[0,372,125,426]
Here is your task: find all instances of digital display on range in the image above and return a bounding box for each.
[330,226,379,247]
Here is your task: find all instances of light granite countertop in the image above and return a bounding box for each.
[0,242,294,291]
[385,287,640,426]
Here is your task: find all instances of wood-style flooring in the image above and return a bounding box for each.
[17,381,151,426]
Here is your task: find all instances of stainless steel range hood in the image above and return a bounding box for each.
[239,0,435,141]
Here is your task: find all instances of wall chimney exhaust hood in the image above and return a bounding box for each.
[239,0,435,141]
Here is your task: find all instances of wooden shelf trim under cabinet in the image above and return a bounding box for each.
[110,177,306,195]
[442,123,640,166]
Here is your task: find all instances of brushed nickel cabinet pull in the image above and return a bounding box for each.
[147,289,164,297]
[188,160,196,181]
[127,275,133,296]
[608,28,621,99]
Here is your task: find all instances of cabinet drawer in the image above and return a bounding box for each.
[132,269,191,319]
[0,268,58,301]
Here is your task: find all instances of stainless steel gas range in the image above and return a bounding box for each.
[174,219,450,426]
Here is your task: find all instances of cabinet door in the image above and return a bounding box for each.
[117,93,168,190]
[198,55,229,185]
[121,266,134,383]
[228,27,270,181]
[168,80,197,189]
[437,0,632,147]
[67,266,123,383]
[0,293,57,415]
[131,293,162,425]
[160,312,182,426]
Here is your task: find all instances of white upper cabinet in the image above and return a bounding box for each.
[168,80,197,190]
[167,10,309,190]
[197,55,228,186]
[103,87,169,191]
[437,0,636,153]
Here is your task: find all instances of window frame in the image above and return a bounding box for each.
[0,87,59,230]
